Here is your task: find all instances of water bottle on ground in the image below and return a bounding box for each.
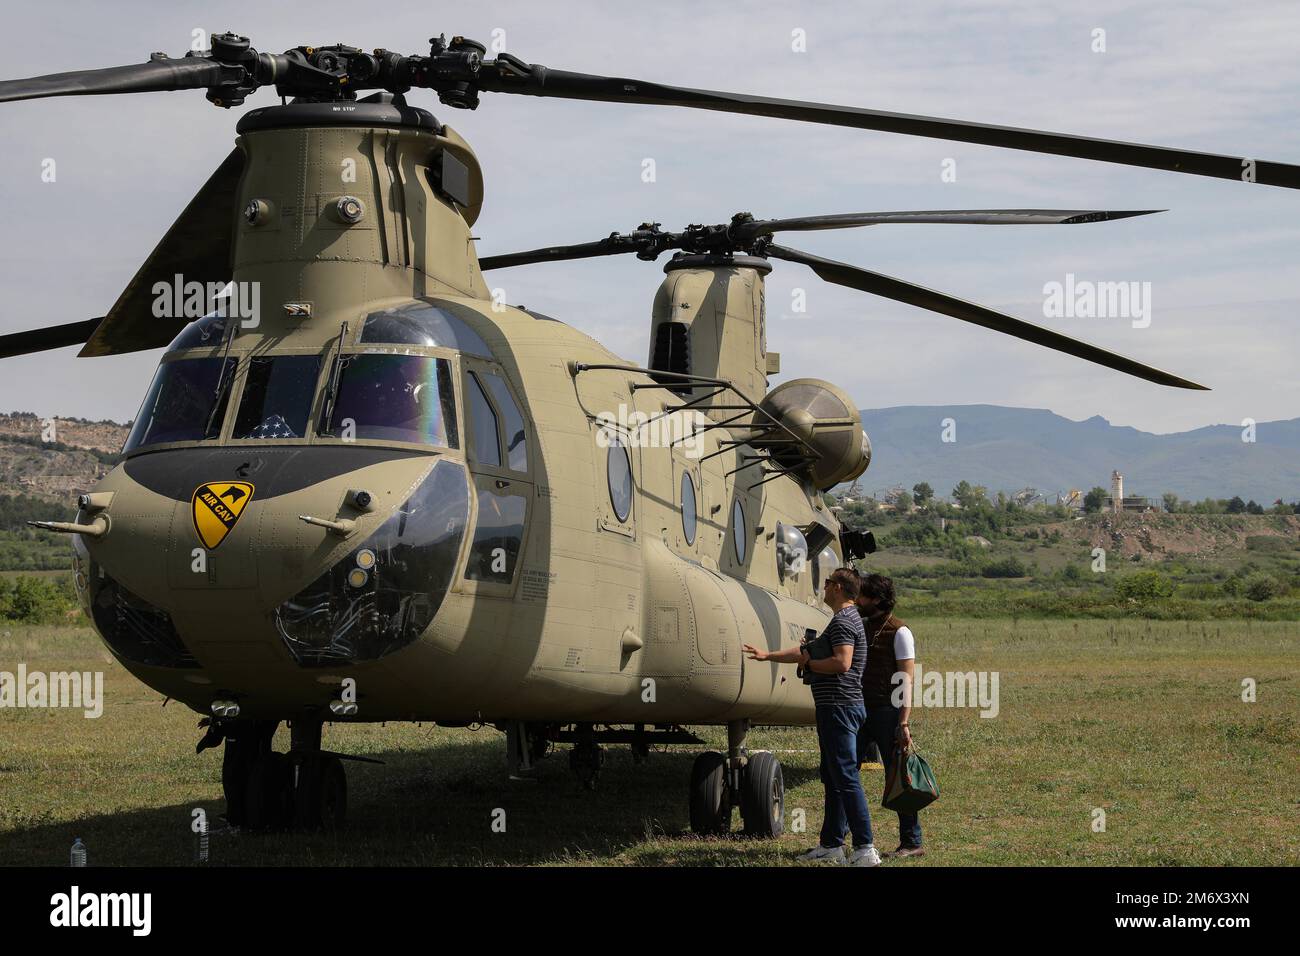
[70,837,86,867]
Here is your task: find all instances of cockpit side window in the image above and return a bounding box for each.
[466,371,502,468]
[123,356,236,452]
[232,355,321,440]
[359,300,491,357]
[478,369,528,472]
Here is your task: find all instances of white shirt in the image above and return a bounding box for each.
[894,625,915,662]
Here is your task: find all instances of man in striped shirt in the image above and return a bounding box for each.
[744,567,880,866]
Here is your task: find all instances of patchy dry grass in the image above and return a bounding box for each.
[0,618,1295,866]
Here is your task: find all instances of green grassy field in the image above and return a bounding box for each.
[0,618,1296,866]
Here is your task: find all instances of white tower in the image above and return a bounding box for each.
[1111,470,1124,514]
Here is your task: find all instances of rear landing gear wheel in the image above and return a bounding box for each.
[740,751,785,838]
[688,750,731,835]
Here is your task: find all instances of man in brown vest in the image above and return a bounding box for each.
[856,573,924,858]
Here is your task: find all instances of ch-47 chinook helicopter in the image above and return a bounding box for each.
[2,33,1296,838]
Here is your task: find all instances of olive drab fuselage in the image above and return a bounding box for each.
[74,102,848,727]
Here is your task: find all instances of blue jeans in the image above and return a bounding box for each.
[858,704,923,847]
[815,701,874,849]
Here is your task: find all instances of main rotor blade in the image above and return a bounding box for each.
[765,243,1207,390]
[80,146,245,357]
[0,58,230,103]
[0,318,102,359]
[736,208,1163,238]
[485,68,1300,189]
[479,238,639,271]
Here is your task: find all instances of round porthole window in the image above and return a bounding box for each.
[681,472,697,545]
[732,499,746,564]
[607,437,633,523]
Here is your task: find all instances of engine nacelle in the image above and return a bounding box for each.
[756,378,871,490]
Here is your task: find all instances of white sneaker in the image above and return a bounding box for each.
[796,845,846,863]
[846,845,882,867]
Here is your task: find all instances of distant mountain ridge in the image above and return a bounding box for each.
[0,407,1295,505]
[855,405,1300,503]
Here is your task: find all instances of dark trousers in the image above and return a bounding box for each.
[815,701,873,849]
[858,703,923,847]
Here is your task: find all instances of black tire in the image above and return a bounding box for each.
[244,752,292,831]
[317,755,347,830]
[289,753,348,831]
[221,736,255,827]
[740,751,785,838]
[688,751,731,835]
[291,753,320,830]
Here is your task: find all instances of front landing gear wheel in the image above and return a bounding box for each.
[318,756,347,829]
[740,751,785,838]
[220,719,276,828]
[688,750,731,835]
[221,737,255,827]
[244,752,292,831]
[293,753,348,831]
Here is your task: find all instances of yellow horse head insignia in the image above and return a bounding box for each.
[191,481,255,549]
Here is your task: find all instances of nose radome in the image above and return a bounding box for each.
[80,449,465,702]
[84,447,444,614]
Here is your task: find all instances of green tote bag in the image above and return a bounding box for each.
[882,745,940,814]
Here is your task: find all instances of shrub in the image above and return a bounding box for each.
[1242,574,1279,602]
[0,575,77,623]
[1114,570,1174,602]
[1245,536,1290,553]
[982,556,1030,578]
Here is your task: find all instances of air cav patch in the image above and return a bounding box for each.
[192,482,254,549]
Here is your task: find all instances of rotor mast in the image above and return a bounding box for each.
[228,98,488,339]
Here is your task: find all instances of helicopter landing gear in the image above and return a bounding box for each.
[289,719,347,831]
[688,720,784,838]
[506,720,553,780]
[569,723,604,790]
[217,717,348,831]
[293,752,348,830]
[219,718,277,828]
[688,751,731,834]
[739,750,784,838]
[245,750,294,830]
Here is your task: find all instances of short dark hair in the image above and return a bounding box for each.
[828,567,860,601]
[858,573,896,614]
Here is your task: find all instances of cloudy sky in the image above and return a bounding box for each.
[1,0,1297,434]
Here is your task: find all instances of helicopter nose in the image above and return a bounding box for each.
[78,448,470,701]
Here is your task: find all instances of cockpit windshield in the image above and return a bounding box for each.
[322,353,459,448]
[123,357,235,452]
[359,300,491,356]
[167,312,229,350]
[232,355,321,440]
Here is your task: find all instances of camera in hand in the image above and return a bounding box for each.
[797,627,830,684]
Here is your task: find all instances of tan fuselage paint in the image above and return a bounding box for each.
[80,119,843,726]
